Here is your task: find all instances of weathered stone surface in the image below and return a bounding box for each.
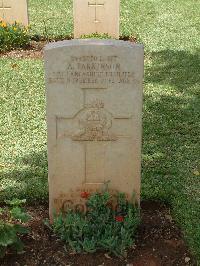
[44,40,144,218]
[74,0,119,38]
[0,0,29,26]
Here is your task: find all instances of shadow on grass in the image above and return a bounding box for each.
[142,49,200,202]
[0,150,48,204]
[145,49,200,89]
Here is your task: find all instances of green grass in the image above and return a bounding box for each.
[0,0,200,262]
[0,59,47,201]
[28,0,73,39]
[28,0,200,52]
[143,49,200,261]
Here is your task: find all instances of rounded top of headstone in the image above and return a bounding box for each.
[44,39,143,51]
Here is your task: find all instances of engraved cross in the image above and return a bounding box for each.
[88,1,105,23]
[0,0,11,10]
[0,0,11,19]
[56,91,132,185]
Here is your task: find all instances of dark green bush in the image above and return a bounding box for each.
[0,199,31,258]
[0,20,30,52]
[51,192,140,257]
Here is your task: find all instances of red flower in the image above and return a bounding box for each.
[80,191,90,199]
[115,216,124,222]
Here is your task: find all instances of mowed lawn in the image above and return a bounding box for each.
[0,0,200,262]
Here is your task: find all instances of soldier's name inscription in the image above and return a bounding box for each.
[47,55,135,85]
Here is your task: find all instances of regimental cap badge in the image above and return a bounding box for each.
[86,99,104,109]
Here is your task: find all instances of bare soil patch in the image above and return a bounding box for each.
[0,201,196,266]
[0,41,45,59]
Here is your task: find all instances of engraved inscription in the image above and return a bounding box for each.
[48,71,65,84]
[48,55,135,85]
[54,187,130,213]
[72,99,117,141]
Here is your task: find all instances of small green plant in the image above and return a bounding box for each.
[80,32,112,39]
[0,199,31,258]
[0,19,30,52]
[51,192,140,257]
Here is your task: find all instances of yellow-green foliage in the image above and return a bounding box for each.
[0,20,30,52]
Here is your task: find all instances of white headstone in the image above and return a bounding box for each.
[74,0,119,38]
[44,40,144,218]
[0,0,29,26]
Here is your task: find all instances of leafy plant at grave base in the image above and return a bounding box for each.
[80,32,112,39]
[51,192,140,257]
[0,19,30,52]
[0,199,31,258]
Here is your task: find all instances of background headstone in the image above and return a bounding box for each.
[74,0,119,38]
[0,0,29,26]
[44,40,144,218]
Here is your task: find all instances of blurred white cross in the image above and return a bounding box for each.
[0,0,11,19]
[88,1,105,23]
